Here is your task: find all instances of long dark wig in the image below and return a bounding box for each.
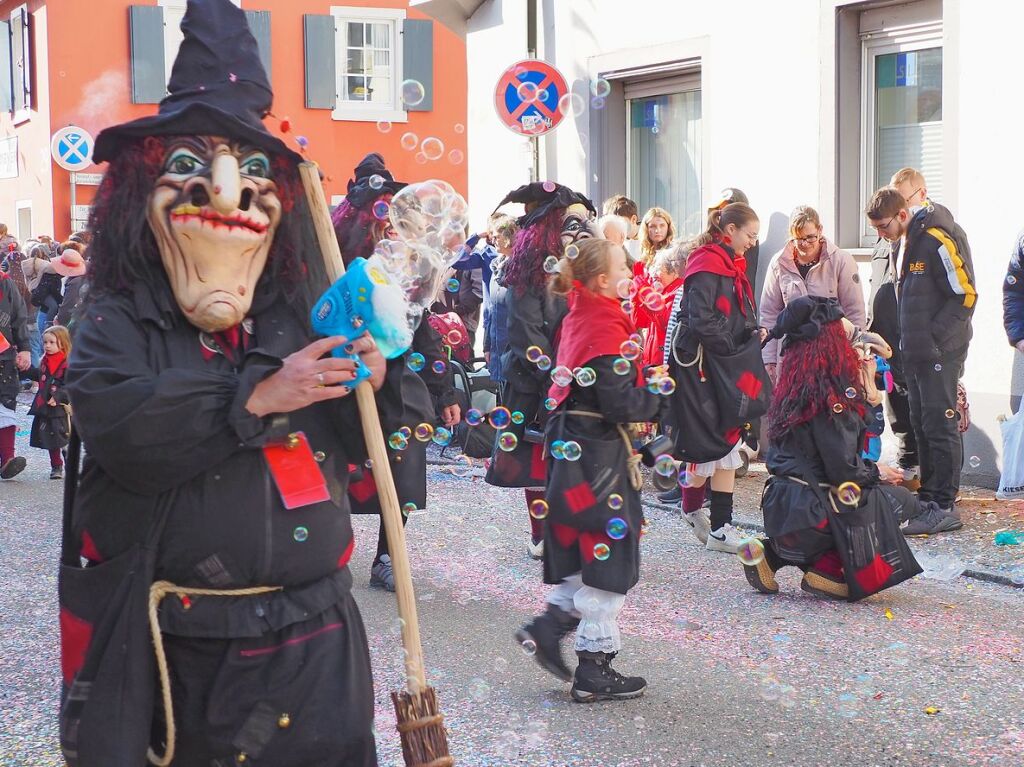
[331,194,394,266]
[501,207,564,295]
[766,320,866,441]
[85,136,329,328]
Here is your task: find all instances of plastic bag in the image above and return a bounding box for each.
[997,407,1024,500]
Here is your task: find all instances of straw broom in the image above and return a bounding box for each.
[299,162,454,767]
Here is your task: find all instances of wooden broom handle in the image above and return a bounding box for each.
[299,162,427,695]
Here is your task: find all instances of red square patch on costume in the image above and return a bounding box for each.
[564,482,597,514]
[736,370,763,399]
[551,522,580,549]
[348,470,378,503]
[715,295,732,316]
[529,444,546,482]
[854,554,893,594]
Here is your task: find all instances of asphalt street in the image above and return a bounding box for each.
[1,417,1023,766]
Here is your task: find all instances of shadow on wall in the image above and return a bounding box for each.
[755,211,790,301]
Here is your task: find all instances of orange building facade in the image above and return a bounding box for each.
[0,0,468,242]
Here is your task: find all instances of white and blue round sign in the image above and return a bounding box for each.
[50,126,94,172]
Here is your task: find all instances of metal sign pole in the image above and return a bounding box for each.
[70,171,77,234]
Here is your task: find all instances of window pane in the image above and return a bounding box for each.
[368,76,390,104]
[347,22,364,47]
[874,47,942,200]
[347,48,366,75]
[370,23,390,50]
[344,75,369,101]
[628,90,703,238]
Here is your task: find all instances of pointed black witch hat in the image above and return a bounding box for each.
[93,0,299,164]
[494,182,595,228]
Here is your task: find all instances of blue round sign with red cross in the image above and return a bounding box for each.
[493,60,569,137]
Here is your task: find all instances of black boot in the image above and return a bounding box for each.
[570,651,647,702]
[514,604,580,682]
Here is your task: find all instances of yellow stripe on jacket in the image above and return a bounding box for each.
[927,227,977,309]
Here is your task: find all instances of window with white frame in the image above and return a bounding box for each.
[160,0,242,86]
[859,19,942,246]
[331,6,405,123]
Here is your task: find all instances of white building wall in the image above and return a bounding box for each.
[464,0,1024,484]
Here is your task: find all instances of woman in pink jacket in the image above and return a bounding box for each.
[760,206,866,382]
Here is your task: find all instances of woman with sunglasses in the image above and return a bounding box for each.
[759,206,865,384]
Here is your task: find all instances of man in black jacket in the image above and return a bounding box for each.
[867,187,976,536]
[1004,229,1024,354]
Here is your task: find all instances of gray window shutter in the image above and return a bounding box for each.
[0,21,11,113]
[245,10,272,84]
[402,19,433,112]
[304,14,336,110]
[10,9,23,113]
[129,5,166,104]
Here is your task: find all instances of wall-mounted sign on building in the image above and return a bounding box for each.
[493,60,568,137]
[0,137,18,179]
[50,126,94,172]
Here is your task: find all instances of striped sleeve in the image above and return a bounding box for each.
[928,227,977,309]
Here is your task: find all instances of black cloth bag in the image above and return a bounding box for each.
[699,332,772,432]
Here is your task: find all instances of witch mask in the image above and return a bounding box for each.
[148,136,282,332]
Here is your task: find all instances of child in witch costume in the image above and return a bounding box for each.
[485,182,597,559]
[332,152,456,592]
[667,203,768,554]
[744,296,923,600]
[60,2,390,764]
[0,267,31,479]
[27,324,72,479]
[516,239,667,702]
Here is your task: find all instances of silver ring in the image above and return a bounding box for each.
[317,372,326,385]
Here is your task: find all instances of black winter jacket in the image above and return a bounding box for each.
[867,239,903,376]
[1003,229,1024,347]
[0,275,30,409]
[894,202,976,364]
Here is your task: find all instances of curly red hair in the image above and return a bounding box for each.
[501,207,564,295]
[331,195,394,265]
[767,320,866,441]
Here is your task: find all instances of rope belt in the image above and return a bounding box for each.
[146,580,283,766]
[563,409,644,491]
[776,475,850,515]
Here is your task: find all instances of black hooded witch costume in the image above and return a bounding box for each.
[60,2,385,764]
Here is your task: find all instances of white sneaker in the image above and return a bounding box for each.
[683,507,711,545]
[706,523,744,554]
[902,466,921,482]
[527,539,544,560]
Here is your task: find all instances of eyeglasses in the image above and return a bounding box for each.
[904,187,922,203]
[794,234,821,245]
[740,229,759,241]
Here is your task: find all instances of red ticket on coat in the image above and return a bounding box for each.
[0,331,9,354]
[263,432,331,510]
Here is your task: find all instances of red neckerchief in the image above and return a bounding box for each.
[684,241,754,315]
[548,282,643,406]
[199,323,254,367]
[43,350,67,376]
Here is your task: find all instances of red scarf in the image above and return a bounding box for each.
[684,242,754,315]
[43,350,67,376]
[548,283,642,406]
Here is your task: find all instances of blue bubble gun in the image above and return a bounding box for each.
[310,256,414,388]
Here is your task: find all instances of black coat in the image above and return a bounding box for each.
[668,264,758,463]
[867,239,904,378]
[543,355,666,594]
[66,280,402,597]
[894,202,976,365]
[486,287,568,488]
[28,355,71,449]
[0,275,30,410]
[1003,229,1024,347]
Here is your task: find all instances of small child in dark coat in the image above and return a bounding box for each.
[28,324,71,478]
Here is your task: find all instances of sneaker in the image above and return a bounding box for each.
[902,501,963,537]
[657,486,681,504]
[570,651,646,702]
[706,523,744,554]
[370,554,396,592]
[743,554,779,594]
[514,604,580,682]
[527,538,544,560]
[801,571,849,600]
[50,466,63,480]
[683,505,711,546]
[0,456,27,480]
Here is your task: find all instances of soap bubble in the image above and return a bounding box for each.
[388,432,409,451]
[562,441,582,461]
[489,406,512,429]
[454,123,465,134]
[399,426,412,440]
[616,278,634,299]
[407,353,426,372]
[737,538,765,566]
[544,397,557,410]
[402,502,418,516]
[620,299,634,314]
[845,386,857,399]
[543,256,560,274]
[564,243,580,260]
[511,411,525,425]
[612,358,631,376]
[516,81,539,102]
[657,377,677,395]
[431,360,447,375]
[832,403,845,414]
[447,149,465,165]
[445,329,463,346]
[608,493,624,510]
[446,277,460,293]
[558,92,585,117]
[432,427,452,447]
[450,454,474,478]
[590,78,611,98]
[368,174,385,190]
[944,409,955,419]
[536,354,552,371]
[400,132,419,151]
[619,339,641,360]
[593,542,611,561]
[549,440,565,460]
[421,136,445,161]
[654,454,676,477]
[519,638,537,656]
[293,526,309,542]
[401,79,426,107]
[642,290,665,312]
[526,345,544,363]
[529,499,549,519]
[372,200,390,221]
[551,366,574,387]
[414,423,434,442]
[1008,275,1018,286]
[414,152,428,165]
[591,96,606,110]
[606,517,628,540]
[969,455,981,468]
[465,408,483,426]
[836,481,862,506]
[575,367,597,387]
[376,120,392,133]
[934,363,942,372]
[498,432,518,451]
